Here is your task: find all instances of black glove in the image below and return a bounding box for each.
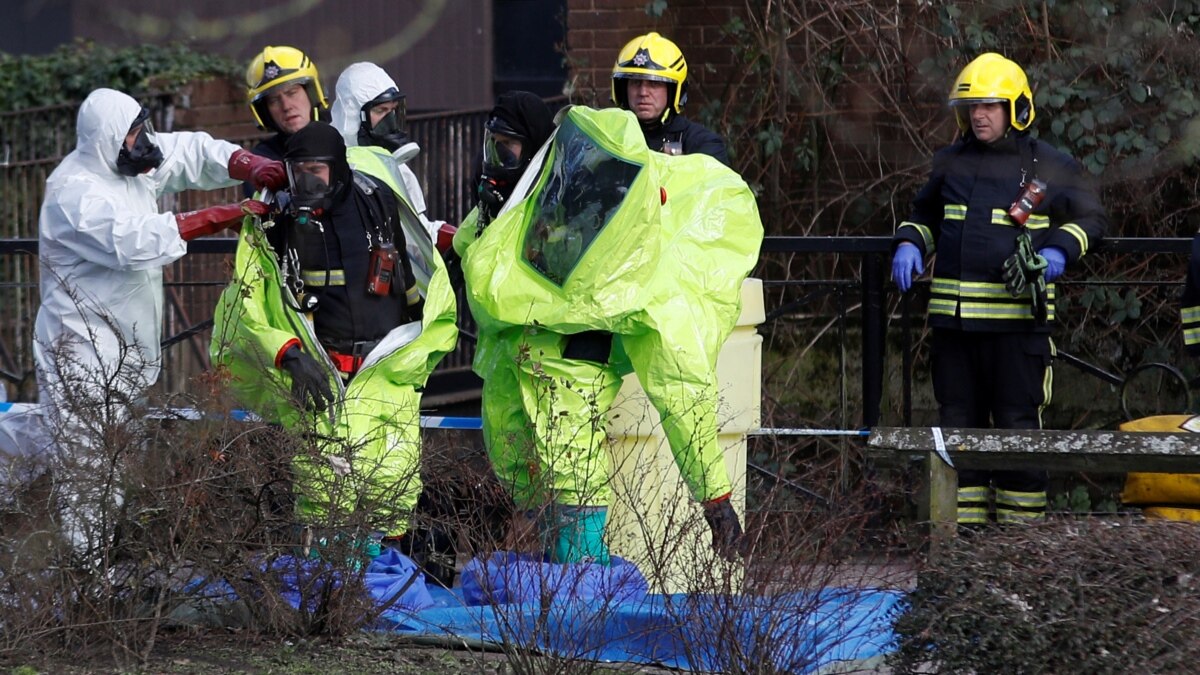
[702,496,746,562]
[279,344,334,412]
[477,177,506,224]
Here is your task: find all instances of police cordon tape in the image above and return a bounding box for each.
[0,402,869,436]
[0,402,486,430]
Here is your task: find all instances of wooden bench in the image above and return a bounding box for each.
[866,427,1200,551]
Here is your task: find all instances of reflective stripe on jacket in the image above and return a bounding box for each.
[210,152,458,429]
[1183,233,1200,355]
[893,133,1108,332]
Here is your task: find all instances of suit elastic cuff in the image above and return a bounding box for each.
[275,338,301,368]
[702,492,732,506]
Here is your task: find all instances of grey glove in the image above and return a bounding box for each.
[279,345,334,412]
[702,495,746,562]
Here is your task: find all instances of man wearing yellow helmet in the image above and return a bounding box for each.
[242,45,329,195]
[611,32,729,165]
[891,53,1108,528]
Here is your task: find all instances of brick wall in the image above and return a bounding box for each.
[171,78,265,148]
[565,0,744,111]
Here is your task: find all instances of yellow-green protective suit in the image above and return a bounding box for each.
[459,106,762,511]
[210,145,458,534]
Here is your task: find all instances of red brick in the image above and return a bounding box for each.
[572,9,628,30]
[569,29,594,50]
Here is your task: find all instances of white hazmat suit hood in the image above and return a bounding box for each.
[331,63,441,241]
[331,62,419,162]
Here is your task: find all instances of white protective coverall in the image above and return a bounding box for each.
[28,88,242,443]
[330,62,442,242]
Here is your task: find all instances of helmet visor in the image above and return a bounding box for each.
[949,97,1006,107]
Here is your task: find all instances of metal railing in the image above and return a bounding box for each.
[2,236,1194,427]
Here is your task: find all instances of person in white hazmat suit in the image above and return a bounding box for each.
[10,87,284,555]
[330,62,455,251]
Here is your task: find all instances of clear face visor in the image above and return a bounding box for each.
[285,158,335,206]
[951,97,1008,126]
[522,119,642,285]
[949,96,1006,108]
[483,129,526,170]
[361,88,407,132]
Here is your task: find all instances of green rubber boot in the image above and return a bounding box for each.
[547,505,611,566]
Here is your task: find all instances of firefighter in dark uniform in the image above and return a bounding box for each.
[891,53,1109,526]
[212,121,459,582]
[611,32,729,166]
[270,124,424,374]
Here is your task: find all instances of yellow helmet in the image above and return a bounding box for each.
[611,32,688,122]
[245,45,328,132]
[948,53,1035,133]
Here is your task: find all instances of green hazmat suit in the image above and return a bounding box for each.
[460,105,763,515]
[210,144,458,535]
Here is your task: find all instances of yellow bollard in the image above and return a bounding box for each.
[605,278,764,594]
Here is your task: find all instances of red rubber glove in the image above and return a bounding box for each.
[435,222,457,254]
[227,149,287,191]
[177,200,269,241]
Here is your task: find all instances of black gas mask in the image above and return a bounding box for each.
[284,123,352,225]
[357,88,408,152]
[478,117,531,222]
[284,158,340,231]
[116,108,164,177]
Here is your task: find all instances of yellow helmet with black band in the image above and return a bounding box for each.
[948,52,1035,133]
[245,45,328,132]
[611,32,688,123]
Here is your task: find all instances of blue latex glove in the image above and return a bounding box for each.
[1038,246,1067,282]
[891,243,924,293]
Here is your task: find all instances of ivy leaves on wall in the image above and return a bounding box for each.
[0,39,238,112]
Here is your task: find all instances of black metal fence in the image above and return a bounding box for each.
[3,236,1194,431]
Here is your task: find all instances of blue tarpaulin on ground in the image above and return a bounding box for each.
[346,551,900,673]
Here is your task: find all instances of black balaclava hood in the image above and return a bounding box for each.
[482,91,555,192]
[284,121,352,211]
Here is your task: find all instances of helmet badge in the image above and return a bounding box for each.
[632,49,650,67]
[263,63,281,81]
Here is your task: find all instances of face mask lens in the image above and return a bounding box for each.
[358,93,408,152]
[116,115,164,177]
[286,159,334,209]
[484,131,523,170]
[371,110,401,136]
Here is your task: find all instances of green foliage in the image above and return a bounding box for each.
[708,0,1200,238]
[645,0,669,18]
[1050,484,1118,514]
[1079,286,1144,324]
[0,39,238,111]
